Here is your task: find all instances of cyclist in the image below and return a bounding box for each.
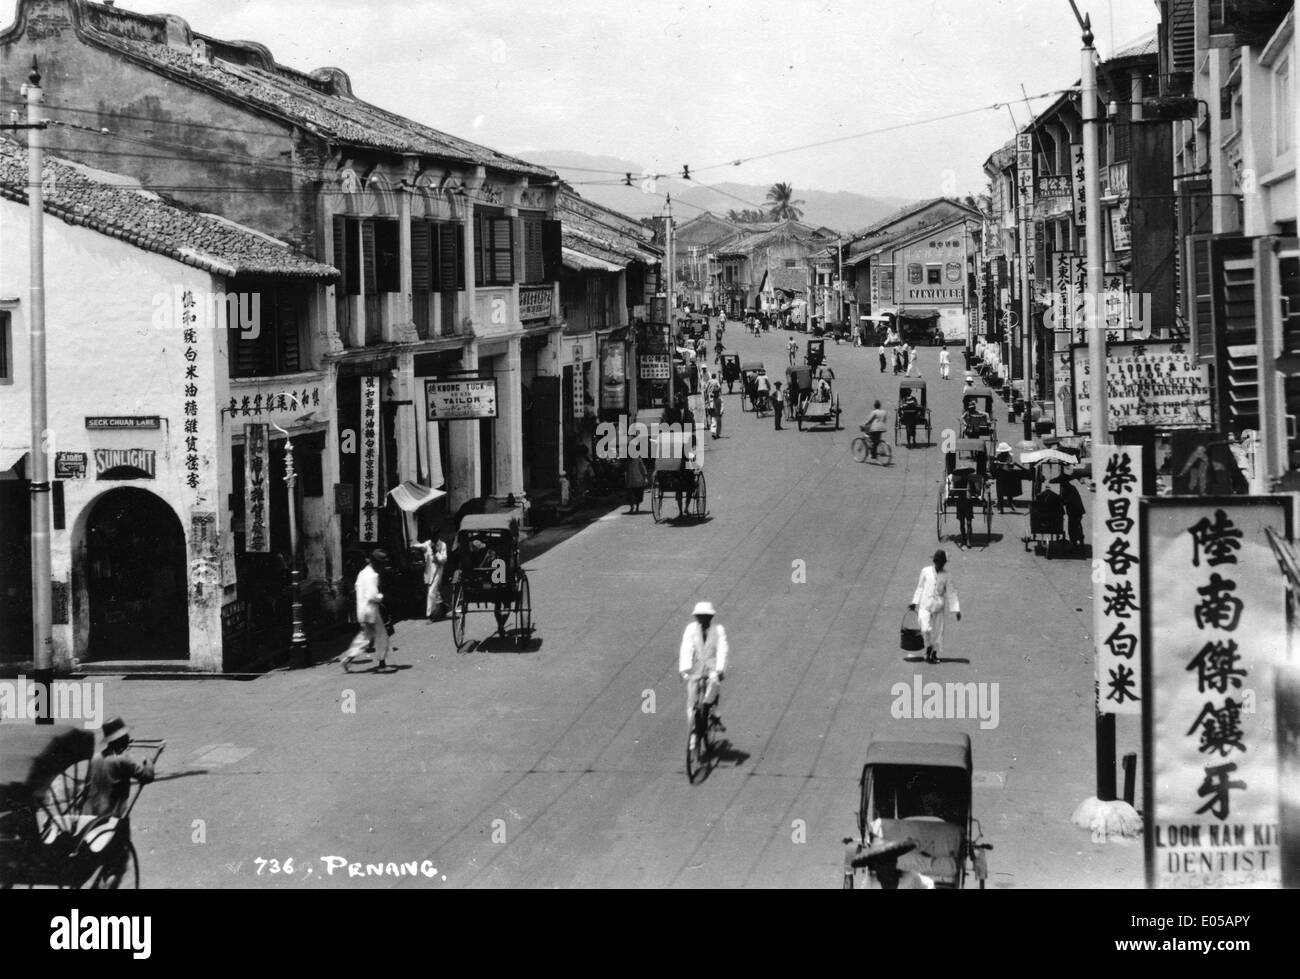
[861,400,889,459]
[679,601,728,748]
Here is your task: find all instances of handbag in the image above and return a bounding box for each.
[899,608,925,652]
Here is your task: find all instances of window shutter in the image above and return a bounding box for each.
[335,215,360,296]
[491,217,514,283]
[1211,236,1260,434]
[523,218,545,283]
[233,332,261,377]
[411,220,432,292]
[474,215,485,286]
[439,222,464,291]
[542,219,563,282]
[375,219,400,293]
[276,288,301,373]
[362,219,377,296]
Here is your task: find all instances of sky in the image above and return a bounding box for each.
[9,0,1162,201]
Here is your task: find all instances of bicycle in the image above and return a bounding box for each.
[684,673,723,783]
[852,427,892,466]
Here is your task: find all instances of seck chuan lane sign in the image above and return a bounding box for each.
[425,379,499,421]
[1140,497,1291,888]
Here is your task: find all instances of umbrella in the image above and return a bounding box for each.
[1020,448,1078,466]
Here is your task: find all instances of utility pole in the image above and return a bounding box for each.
[25,59,53,712]
[665,196,675,408]
[1072,1,1115,801]
[1020,199,1032,435]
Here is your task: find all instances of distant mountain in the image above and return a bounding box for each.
[520,150,913,234]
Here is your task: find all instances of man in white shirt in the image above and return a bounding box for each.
[938,346,951,380]
[679,601,729,742]
[909,549,961,664]
[417,535,448,620]
[342,550,389,671]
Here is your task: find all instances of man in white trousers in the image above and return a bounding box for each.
[909,549,961,664]
[679,601,729,746]
[342,550,389,671]
[938,346,950,380]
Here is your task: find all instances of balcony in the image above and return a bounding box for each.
[472,284,557,338]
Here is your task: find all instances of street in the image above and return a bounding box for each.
[114,320,1141,889]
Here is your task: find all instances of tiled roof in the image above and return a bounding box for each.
[75,9,554,179]
[763,266,808,293]
[715,219,831,255]
[849,197,981,240]
[1109,31,1158,62]
[559,190,661,269]
[0,137,337,279]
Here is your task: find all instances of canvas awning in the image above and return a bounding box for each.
[387,481,446,513]
[0,446,28,474]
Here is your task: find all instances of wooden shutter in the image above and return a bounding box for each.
[276,287,301,374]
[1211,235,1260,434]
[474,214,485,286]
[362,219,377,296]
[439,222,463,291]
[523,218,544,283]
[1187,234,1215,364]
[375,219,400,293]
[411,221,432,292]
[490,216,514,284]
[334,215,360,296]
[543,219,563,282]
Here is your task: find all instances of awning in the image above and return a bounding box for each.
[562,247,623,273]
[0,446,28,474]
[898,308,942,320]
[387,481,446,513]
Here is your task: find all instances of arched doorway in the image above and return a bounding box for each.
[84,488,188,660]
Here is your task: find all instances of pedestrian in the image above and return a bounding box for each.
[625,451,647,513]
[417,532,449,620]
[706,373,724,438]
[772,382,785,430]
[879,344,888,373]
[1058,473,1087,551]
[909,549,961,664]
[342,549,390,671]
[938,346,950,380]
[991,442,1025,513]
[906,343,917,377]
[788,336,798,366]
[893,346,905,375]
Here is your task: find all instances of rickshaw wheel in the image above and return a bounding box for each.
[692,473,707,519]
[833,397,842,430]
[514,572,532,648]
[451,587,467,650]
[851,436,869,463]
[650,476,663,523]
[842,870,854,890]
[82,842,139,889]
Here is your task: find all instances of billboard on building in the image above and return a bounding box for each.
[1072,340,1213,432]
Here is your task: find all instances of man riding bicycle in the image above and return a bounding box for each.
[862,401,888,459]
[679,601,728,748]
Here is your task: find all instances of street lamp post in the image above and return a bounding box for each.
[269,418,310,666]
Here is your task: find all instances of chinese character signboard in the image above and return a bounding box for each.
[1053,251,1074,334]
[1096,445,1144,715]
[359,377,380,544]
[1073,341,1213,432]
[1071,143,1087,226]
[1141,497,1291,888]
[640,354,671,380]
[425,379,499,421]
[244,423,270,553]
[1103,272,1130,342]
[1016,133,1034,206]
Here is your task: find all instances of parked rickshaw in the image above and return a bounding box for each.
[740,362,769,414]
[959,386,998,442]
[719,354,742,393]
[649,429,707,523]
[938,438,994,543]
[797,370,841,430]
[806,337,826,370]
[894,378,932,447]
[448,512,533,649]
[1,724,166,889]
[1021,447,1080,557]
[842,732,991,889]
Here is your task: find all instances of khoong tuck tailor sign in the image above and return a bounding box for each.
[425,378,499,421]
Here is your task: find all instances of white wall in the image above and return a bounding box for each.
[0,197,231,669]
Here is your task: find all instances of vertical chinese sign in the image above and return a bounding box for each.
[1071,142,1087,227]
[1052,251,1076,433]
[1096,445,1143,715]
[1141,497,1291,888]
[244,423,270,553]
[181,290,201,492]
[359,376,380,544]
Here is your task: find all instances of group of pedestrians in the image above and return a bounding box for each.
[880,343,918,376]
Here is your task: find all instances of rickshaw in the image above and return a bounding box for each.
[842,732,992,889]
[448,512,534,649]
[894,378,932,447]
[937,438,994,543]
[1,724,166,889]
[740,362,769,415]
[806,337,826,370]
[959,386,998,442]
[1021,447,1081,557]
[786,365,813,421]
[797,370,841,430]
[719,353,742,394]
[649,429,707,523]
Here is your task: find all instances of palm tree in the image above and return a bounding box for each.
[765,182,806,222]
